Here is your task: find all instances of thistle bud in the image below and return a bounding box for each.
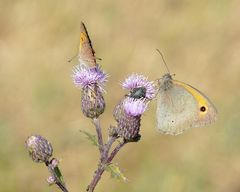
[25,135,53,163]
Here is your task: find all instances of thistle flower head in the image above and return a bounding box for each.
[113,97,149,141]
[25,135,53,163]
[72,64,108,92]
[113,74,152,141]
[72,64,107,118]
[122,74,156,100]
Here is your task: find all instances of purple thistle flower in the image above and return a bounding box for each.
[122,74,156,100]
[72,64,107,118]
[123,98,148,116]
[72,64,108,92]
[113,97,149,141]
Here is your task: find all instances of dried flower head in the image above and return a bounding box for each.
[122,74,156,100]
[25,135,53,163]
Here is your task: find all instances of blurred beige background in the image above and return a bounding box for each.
[1,0,240,191]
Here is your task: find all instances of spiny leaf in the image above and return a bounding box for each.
[79,130,98,146]
[105,163,127,182]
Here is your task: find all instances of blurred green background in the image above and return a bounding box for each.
[1,0,240,191]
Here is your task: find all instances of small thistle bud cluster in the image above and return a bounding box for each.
[113,74,156,141]
[25,135,53,163]
[72,64,108,119]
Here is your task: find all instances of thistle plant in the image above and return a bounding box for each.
[25,23,157,192]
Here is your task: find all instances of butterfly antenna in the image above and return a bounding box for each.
[156,49,170,73]
[68,53,78,63]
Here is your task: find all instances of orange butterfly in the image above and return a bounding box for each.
[79,22,97,67]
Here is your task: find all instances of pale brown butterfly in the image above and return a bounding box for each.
[156,50,217,135]
[78,22,97,67]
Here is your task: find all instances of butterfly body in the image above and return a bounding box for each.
[156,73,217,135]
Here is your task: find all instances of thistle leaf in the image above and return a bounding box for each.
[79,130,98,146]
[105,163,127,182]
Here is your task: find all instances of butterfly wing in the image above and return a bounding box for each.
[156,80,217,135]
[79,22,96,67]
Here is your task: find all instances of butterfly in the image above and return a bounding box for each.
[156,50,217,135]
[79,22,97,67]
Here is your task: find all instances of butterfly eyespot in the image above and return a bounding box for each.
[200,106,207,112]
